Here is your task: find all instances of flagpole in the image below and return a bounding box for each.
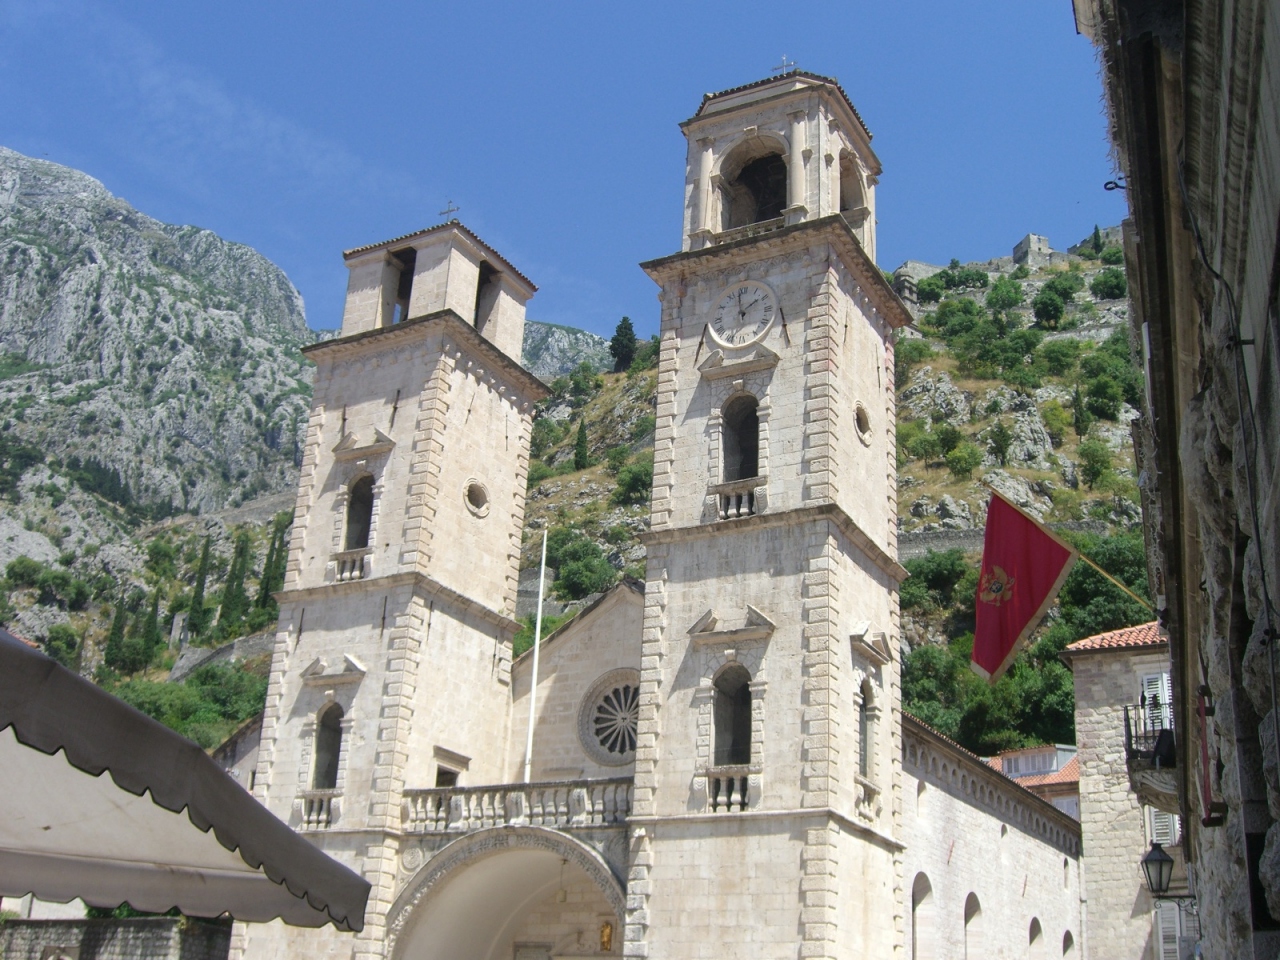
[980,483,1154,613]
[522,529,548,785]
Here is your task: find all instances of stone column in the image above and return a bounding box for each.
[786,111,808,223]
[692,137,715,247]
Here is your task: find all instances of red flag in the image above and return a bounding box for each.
[971,491,1077,682]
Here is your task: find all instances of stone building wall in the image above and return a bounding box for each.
[0,919,230,960]
[1066,644,1170,959]
[900,717,1083,960]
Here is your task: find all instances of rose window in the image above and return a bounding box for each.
[579,669,641,766]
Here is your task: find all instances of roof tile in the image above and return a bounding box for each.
[1063,621,1164,654]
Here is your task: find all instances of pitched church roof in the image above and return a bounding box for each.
[693,69,871,139]
[1062,621,1164,655]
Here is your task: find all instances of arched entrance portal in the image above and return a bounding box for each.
[388,827,625,960]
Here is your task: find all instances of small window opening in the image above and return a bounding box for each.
[474,261,500,335]
[392,247,416,324]
[724,153,787,229]
[435,767,459,788]
[1029,918,1043,946]
[858,681,873,778]
[345,476,374,550]
[466,482,488,514]
[911,873,934,960]
[963,893,983,960]
[713,665,752,766]
[313,703,344,790]
[721,395,759,482]
[838,154,864,215]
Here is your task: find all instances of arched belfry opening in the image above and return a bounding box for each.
[721,395,759,482]
[713,664,752,766]
[345,475,374,550]
[474,261,500,335]
[838,152,865,220]
[391,247,416,324]
[313,703,344,790]
[721,140,788,230]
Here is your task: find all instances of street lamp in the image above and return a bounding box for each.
[1141,841,1175,896]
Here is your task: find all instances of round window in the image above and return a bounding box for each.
[854,402,873,446]
[465,480,489,517]
[578,669,641,766]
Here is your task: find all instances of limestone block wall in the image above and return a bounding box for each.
[0,919,230,960]
[1069,646,1169,959]
[900,721,1083,960]
[507,584,644,782]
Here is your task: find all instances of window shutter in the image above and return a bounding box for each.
[1141,672,1174,729]
[1148,806,1180,846]
[1154,901,1180,960]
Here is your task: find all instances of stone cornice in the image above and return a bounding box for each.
[302,308,549,404]
[903,713,1082,855]
[641,502,908,583]
[627,806,904,853]
[278,571,519,637]
[639,215,911,330]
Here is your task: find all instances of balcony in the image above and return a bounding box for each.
[402,778,633,835]
[710,477,765,521]
[333,547,371,582]
[297,789,340,830]
[1124,696,1179,815]
[713,217,785,246]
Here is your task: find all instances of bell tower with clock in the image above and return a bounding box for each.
[626,71,914,959]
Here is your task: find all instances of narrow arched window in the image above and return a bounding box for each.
[474,261,500,335]
[724,153,787,228]
[721,395,759,482]
[713,665,752,766]
[1029,918,1044,956]
[1062,931,1075,957]
[345,476,374,550]
[313,703,344,790]
[858,679,875,779]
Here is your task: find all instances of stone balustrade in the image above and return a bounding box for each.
[711,478,762,520]
[703,766,759,813]
[402,778,633,834]
[715,217,785,246]
[333,548,370,582]
[298,789,340,830]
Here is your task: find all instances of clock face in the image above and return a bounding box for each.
[710,281,777,347]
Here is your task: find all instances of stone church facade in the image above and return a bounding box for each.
[232,72,1083,960]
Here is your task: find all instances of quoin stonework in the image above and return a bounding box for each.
[230,71,1085,960]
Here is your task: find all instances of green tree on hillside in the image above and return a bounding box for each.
[574,420,591,470]
[985,277,1024,316]
[946,442,983,480]
[1091,224,1104,256]
[987,420,1012,467]
[45,624,80,669]
[1090,267,1128,300]
[610,317,638,372]
[217,533,251,634]
[1032,289,1064,328]
[188,536,212,639]
[1078,438,1113,489]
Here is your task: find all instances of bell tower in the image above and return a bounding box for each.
[626,72,912,959]
[241,221,547,960]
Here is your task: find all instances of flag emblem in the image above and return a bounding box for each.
[979,566,1015,606]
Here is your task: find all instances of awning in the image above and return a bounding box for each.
[0,630,369,931]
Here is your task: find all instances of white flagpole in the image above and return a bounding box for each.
[522,529,548,784]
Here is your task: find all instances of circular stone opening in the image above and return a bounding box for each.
[465,481,489,517]
[579,669,641,766]
[854,402,873,445]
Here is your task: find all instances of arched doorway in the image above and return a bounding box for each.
[388,827,625,960]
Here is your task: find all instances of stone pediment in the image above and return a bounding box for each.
[697,343,779,380]
[301,655,367,686]
[333,429,395,461]
[850,621,892,666]
[688,605,775,645]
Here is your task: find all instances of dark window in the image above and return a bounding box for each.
[392,247,416,324]
[474,261,500,335]
[313,704,344,790]
[435,767,459,788]
[724,153,787,228]
[859,686,871,777]
[722,395,759,482]
[713,665,752,765]
[345,476,374,550]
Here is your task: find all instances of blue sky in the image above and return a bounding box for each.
[0,1,1126,339]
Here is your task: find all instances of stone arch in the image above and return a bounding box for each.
[388,826,625,960]
[345,474,374,550]
[963,892,983,960]
[713,662,752,765]
[716,133,790,230]
[721,393,759,482]
[911,872,936,960]
[1062,930,1076,956]
[1029,917,1045,957]
[312,701,344,790]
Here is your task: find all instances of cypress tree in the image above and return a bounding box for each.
[218,533,251,633]
[610,316,638,372]
[574,420,590,470]
[103,600,128,671]
[188,536,212,638]
[255,528,279,611]
[1091,224,1104,255]
[141,588,162,658]
[1072,385,1094,438]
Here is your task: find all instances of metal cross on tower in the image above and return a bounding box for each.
[439,199,460,218]
[771,55,797,74]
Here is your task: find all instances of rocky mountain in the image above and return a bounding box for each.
[0,147,315,519]
[521,320,611,379]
